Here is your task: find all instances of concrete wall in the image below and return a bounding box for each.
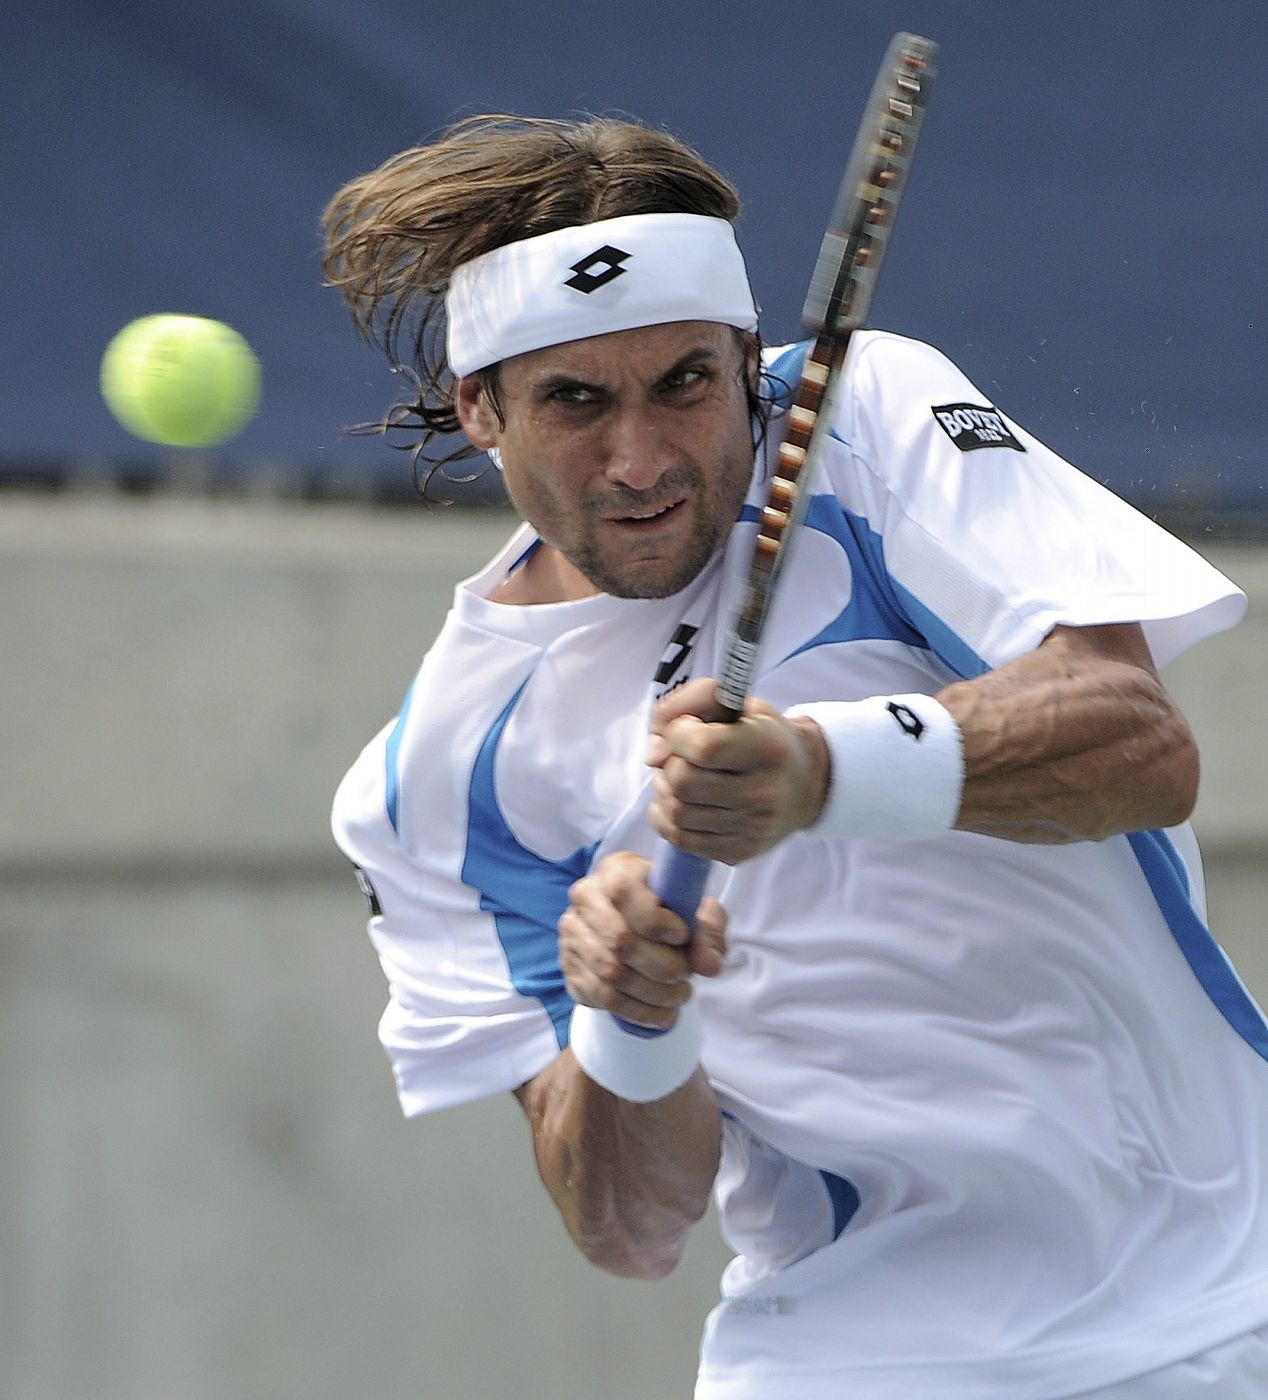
[3,493,1264,1400]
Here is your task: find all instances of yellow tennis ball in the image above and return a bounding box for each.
[100,314,261,447]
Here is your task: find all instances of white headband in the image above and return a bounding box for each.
[445,213,758,377]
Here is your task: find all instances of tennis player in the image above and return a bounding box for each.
[326,115,1268,1398]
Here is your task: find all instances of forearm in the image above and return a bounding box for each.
[514,1048,722,1279]
[779,624,1197,850]
[939,623,1198,843]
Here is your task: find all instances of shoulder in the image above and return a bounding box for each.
[761,329,970,378]
[845,332,989,416]
[760,331,986,424]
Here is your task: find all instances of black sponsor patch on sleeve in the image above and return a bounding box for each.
[931,403,1026,453]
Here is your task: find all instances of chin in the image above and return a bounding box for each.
[605,553,712,600]
[605,577,685,601]
[570,515,722,599]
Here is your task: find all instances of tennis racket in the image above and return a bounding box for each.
[641,31,939,987]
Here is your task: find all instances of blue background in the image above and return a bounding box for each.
[6,1,1265,519]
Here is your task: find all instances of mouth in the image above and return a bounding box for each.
[608,495,688,528]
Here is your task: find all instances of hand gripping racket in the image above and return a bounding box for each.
[623,33,939,1034]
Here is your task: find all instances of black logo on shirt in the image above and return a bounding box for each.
[887,702,925,740]
[564,245,631,294]
[654,623,698,696]
[932,403,1025,453]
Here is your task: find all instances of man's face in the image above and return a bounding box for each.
[457,320,758,600]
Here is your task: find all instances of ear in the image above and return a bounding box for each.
[454,372,501,450]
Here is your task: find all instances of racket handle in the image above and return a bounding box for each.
[611,841,712,1039]
[649,839,712,926]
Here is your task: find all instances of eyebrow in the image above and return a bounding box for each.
[530,344,724,397]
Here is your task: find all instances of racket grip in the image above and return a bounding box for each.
[612,842,712,1039]
[650,840,712,926]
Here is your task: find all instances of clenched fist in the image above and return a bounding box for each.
[560,851,727,1031]
[646,677,829,864]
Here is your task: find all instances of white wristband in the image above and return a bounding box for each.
[786,693,965,840]
[568,1000,702,1103]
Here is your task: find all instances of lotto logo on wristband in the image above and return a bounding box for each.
[932,403,1025,452]
[887,701,925,739]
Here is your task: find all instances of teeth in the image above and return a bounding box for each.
[627,502,674,521]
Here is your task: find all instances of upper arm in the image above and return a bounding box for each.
[1038,620,1160,675]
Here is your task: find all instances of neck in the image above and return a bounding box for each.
[489,542,600,606]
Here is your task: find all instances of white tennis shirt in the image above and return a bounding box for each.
[332,332,1267,1399]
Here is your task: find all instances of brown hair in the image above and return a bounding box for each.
[321,114,752,498]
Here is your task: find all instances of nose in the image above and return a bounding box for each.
[603,405,675,492]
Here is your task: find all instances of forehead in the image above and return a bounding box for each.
[499,319,737,386]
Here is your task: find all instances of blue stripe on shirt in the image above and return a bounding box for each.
[819,1169,861,1241]
[787,496,929,659]
[748,491,989,678]
[462,681,587,1048]
[1127,829,1268,1062]
[384,679,416,834]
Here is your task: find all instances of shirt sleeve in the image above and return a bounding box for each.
[331,715,569,1118]
[825,332,1246,672]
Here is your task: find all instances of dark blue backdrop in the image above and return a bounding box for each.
[6,1,1266,517]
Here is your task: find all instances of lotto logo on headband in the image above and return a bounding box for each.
[564,245,631,294]
[932,403,1025,453]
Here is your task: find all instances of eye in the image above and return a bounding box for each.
[545,383,601,406]
[661,365,709,395]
